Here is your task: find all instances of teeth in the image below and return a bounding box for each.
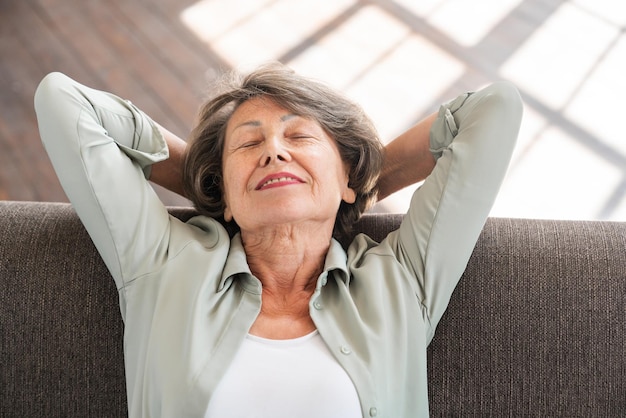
[262,177,294,187]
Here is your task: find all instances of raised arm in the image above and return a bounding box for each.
[35,73,173,293]
[389,81,523,341]
[377,113,438,200]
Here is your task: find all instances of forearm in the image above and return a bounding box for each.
[377,112,437,201]
[149,124,188,198]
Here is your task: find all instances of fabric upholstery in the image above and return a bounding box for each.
[1,201,624,417]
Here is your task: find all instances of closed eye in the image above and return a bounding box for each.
[238,140,262,149]
[287,132,318,142]
[284,117,323,141]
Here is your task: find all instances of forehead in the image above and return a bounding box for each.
[232,96,286,119]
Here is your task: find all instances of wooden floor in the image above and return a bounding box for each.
[0,0,228,205]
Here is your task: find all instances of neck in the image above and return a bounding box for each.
[241,223,332,295]
[241,223,334,339]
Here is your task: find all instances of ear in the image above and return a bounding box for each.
[223,204,233,222]
[342,186,356,204]
[220,178,233,221]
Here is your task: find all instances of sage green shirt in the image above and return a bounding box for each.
[35,73,522,418]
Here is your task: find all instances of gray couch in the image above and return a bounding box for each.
[1,200,624,417]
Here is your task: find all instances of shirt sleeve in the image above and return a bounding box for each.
[34,72,172,291]
[390,81,523,341]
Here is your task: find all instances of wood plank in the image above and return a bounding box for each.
[0,0,209,205]
[0,1,74,202]
[33,0,185,132]
[111,0,226,105]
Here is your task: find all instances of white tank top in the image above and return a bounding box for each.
[205,330,362,417]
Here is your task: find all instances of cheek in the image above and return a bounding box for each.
[221,157,249,207]
[220,160,234,206]
[221,167,240,222]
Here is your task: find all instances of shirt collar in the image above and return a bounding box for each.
[323,238,350,285]
[219,233,252,292]
[218,235,351,292]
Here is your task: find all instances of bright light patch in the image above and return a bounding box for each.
[180,0,356,69]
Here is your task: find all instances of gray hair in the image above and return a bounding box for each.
[182,62,384,238]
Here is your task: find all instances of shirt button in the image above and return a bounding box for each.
[340,345,352,355]
[313,301,322,310]
[369,407,378,416]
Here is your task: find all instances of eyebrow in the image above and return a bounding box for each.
[231,113,299,132]
[231,120,261,131]
[281,114,298,122]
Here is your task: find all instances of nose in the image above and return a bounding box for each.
[260,135,290,167]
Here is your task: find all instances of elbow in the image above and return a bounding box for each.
[34,72,77,130]
[34,72,81,150]
[493,80,523,111]
[486,80,524,134]
[34,72,67,112]
[479,81,524,154]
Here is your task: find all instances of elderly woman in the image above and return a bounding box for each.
[35,63,522,418]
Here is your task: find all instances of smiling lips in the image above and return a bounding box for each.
[255,173,304,190]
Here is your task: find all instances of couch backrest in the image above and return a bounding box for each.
[1,201,624,417]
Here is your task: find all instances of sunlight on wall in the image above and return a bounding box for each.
[494,2,626,220]
[572,0,626,26]
[179,0,356,71]
[179,0,626,220]
[501,3,618,110]
[491,104,624,220]
[288,6,465,140]
[404,0,524,47]
[179,1,465,140]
